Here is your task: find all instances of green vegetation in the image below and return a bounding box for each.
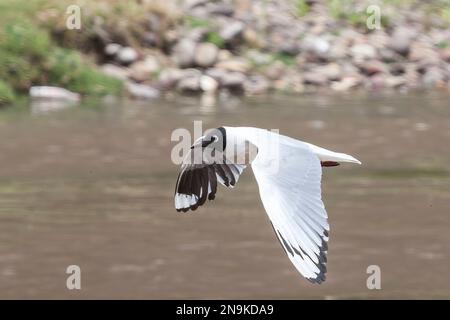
[206,32,225,48]
[295,0,311,17]
[0,20,123,104]
[0,0,132,106]
[185,16,211,29]
[0,80,15,105]
[272,53,296,66]
[326,0,390,29]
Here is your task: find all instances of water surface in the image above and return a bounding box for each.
[0,92,449,298]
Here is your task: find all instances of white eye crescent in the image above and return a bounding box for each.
[212,135,218,141]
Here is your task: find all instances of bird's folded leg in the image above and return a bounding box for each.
[321,161,340,167]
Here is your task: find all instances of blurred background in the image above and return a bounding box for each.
[0,0,449,299]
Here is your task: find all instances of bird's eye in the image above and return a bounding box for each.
[212,135,218,141]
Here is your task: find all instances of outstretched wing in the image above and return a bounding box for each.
[252,142,329,283]
[174,149,246,212]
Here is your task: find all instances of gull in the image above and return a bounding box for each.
[174,126,361,283]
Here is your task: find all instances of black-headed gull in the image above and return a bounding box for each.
[174,126,361,283]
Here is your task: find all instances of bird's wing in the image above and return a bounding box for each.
[252,142,329,283]
[174,149,246,212]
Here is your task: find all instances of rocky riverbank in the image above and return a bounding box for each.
[2,0,450,104]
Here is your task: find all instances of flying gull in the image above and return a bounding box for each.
[174,126,361,284]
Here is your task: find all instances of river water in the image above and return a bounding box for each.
[0,92,448,298]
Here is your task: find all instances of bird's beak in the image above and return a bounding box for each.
[190,136,205,149]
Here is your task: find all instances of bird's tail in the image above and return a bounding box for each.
[306,143,361,165]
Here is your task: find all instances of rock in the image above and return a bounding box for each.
[220,21,245,44]
[206,68,246,89]
[303,72,328,86]
[422,67,446,88]
[301,36,330,60]
[243,28,264,48]
[440,47,450,62]
[359,60,388,75]
[194,42,219,67]
[200,75,219,92]
[379,48,402,63]
[104,43,122,57]
[29,86,80,102]
[126,82,160,99]
[273,72,304,93]
[206,2,234,16]
[215,58,251,73]
[386,76,407,88]
[172,39,197,68]
[220,72,246,89]
[404,65,420,88]
[350,44,377,61]
[243,75,269,95]
[409,41,438,61]
[157,68,185,89]
[185,27,208,42]
[184,0,210,10]
[263,61,286,80]
[100,64,129,81]
[177,74,202,92]
[142,32,161,47]
[313,63,342,81]
[328,41,348,61]
[389,27,417,56]
[116,47,139,65]
[245,50,272,66]
[279,39,301,56]
[217,49,232,62]
[389,63,406,76]
[369,74,387,90]
[129,56,159,82]
[331,76,362,91]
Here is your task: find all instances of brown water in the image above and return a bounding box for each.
[0,92,449,299]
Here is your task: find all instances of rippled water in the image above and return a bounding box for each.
[0,92,449,299]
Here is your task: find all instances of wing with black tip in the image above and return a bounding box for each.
[174,150,246,212]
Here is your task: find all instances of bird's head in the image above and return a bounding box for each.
[190,127,226,153]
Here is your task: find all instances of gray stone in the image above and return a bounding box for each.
[422,67,446,88]
[263,61,286,80]
[129,56,159,82]
[104,43,122,57]
[126,82,160,99]
[200,75,219,92]
[116,47,139,65]
[379,48,402,63]
[215,58,251,73]
[221,72,246,89]
[301,36,330,60]
[303,72,328,86]
[157,68,185,89]
[389,27,417,56]
[350,44,377,61]
[172,39,197,68]
[206,68,246,89]
[194,42,219,67]
[100,64,129,81]
[29,86,81,102]
[331,76,362,91]
[206,3,234,16]
[359,60,388,75]
[313,63,342,81]
[220,21,245,43]
[177,74,202,92]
